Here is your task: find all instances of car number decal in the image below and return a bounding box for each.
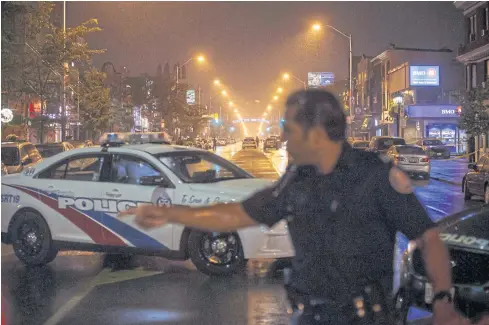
[440,233,489,250]
[1,194,20,204]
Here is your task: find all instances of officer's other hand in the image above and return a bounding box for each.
[433,301,470,325]
[119,204,169,230]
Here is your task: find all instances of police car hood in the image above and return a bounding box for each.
[188,178,273,198]
[437,207,489,253]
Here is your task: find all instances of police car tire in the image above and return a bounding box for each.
[10,211,58,266]
[188,230,246,276]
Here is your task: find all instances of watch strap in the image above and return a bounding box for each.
[432,290,453,304]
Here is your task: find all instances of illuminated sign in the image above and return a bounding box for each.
[186,90,196,104]
[307,72,335,88]
[405,105,460,118]
[232,118,270,124]
[410,66,439,86]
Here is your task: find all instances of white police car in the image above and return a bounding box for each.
[1,136,293,276]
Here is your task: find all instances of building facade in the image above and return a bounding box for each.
[357,45,465,153]
[455,1,489,159]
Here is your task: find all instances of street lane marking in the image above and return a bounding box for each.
[42,267,163,325]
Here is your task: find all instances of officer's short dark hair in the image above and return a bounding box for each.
[285,89,346,141]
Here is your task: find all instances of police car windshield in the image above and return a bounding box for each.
[157,152,251,183]
[1,147,19,166]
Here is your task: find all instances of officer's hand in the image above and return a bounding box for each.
[432,301,470,325]
[119,204,169,230]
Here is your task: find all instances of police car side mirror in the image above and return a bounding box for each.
[139,175,171,187]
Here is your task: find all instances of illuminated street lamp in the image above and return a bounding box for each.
[282,72,306,90]
[234,108,238,113]
[176,54,206,84]
[312,23,321,32]
[221,90,228,97]
[229,101,234,106]
[311,22,353,136]
[214,79,221,86]
[273,95,279,101]
[267,105,272,111]
[277,87,283,94]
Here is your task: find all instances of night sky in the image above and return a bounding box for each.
[66,1,464,116]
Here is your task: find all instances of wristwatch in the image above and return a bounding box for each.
[432,290,453,304]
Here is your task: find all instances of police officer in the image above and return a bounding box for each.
[120,89,471,325]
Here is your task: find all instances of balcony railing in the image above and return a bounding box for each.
[458,32,489,56]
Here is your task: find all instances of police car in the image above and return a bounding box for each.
[1,135,294,276]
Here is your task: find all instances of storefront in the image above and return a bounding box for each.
[404,104,466,154]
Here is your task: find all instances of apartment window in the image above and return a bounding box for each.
[472,64,477,88]
[485,7,489,31]
[469,14,477,41]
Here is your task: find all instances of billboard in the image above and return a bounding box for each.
[186,90,196,104]
[307,72,335,88]
[409,66,439,86]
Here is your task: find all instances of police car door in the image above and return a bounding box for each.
[34,153,110,245]
[102,152,174,251]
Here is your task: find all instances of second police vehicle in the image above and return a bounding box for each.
[1,133,294,276]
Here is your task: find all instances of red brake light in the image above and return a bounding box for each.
[395,155,405,162]
[421,157,430,163]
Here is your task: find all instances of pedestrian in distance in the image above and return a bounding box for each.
[120,89,475,325]
[212,137,217,151]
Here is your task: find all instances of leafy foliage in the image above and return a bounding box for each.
[458,87,489,136]
[75,68,113,134]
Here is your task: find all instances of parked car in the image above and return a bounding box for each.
[36,142,74,159]
[242,137,257,149]
[351,140,370,151]
[1,141,43,174]
[263,137,279,150]
[68,140,93,149]
[462,153,489,204]
[395,205,489,323]
[416,138,450,159]
[385,145,430,180]
[366,136,406,155]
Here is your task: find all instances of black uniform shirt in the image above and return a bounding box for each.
[242,142,436,302]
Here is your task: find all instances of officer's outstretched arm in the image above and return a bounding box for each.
[120,203,258,232]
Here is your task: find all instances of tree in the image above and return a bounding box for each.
[458,87,489,136]
[5,2,105,143]
[75,68,113,138]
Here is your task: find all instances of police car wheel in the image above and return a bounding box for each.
[11,211,58,266]
[188,230,246,276]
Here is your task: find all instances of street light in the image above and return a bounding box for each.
[229,101,234,106]
[214,79,221,86]
[277,87,284,94]
[393,95,403,138]
[234,108,238,113]
[176,54,206,84]
[267,105,272,111]
[282,72,307,90]
[221,90,228,96]
[311,22,353,136]
[273,95,279,101]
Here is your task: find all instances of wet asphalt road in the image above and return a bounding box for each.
[1,143,483,325]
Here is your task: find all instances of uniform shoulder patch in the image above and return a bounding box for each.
[389,167,413,194]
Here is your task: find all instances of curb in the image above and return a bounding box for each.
[429,176,462,187]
